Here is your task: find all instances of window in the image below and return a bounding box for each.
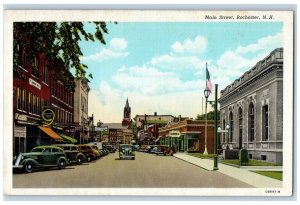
[22,89,27,111]
[17,88,21,110]
[261,155,267,161]
[51,76,54,95]
[229,111,234,142]
[37,97,40,115]
[42,63,48,84]
[17,45,27,69]
[32,95,36,114]
[222,119,226,143]
[238,108,243,148]
[31,57,39,78]
[28,92,32,113]
[262,105,269,141]
[248,102,255,141]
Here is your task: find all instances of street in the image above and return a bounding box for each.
[13,152,253,188]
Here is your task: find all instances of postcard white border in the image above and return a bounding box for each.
[3,10,294,196]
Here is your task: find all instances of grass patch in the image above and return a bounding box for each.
[189,153,216,159]
[222,159,277,166]
[252,171,282,181]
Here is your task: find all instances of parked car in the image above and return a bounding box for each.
[53,144,86,165]
[139,145,148,152]
[88,142,103,150]
[119,144,135,160]
[89,145,101,158]
[104,145,116,153]
[155,145,175,156]
[148,145,158,154]
[133,144,140,151]
[13,146,69,173]
[77,144,96,162]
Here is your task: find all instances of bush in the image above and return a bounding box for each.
[239,149,249,166]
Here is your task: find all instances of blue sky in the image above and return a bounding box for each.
[78,22,283,123]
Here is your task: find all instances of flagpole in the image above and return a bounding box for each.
[203,62,208,155]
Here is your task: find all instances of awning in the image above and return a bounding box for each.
[155,136,162,142]
[60,134,78,144]
[38,126,64,141]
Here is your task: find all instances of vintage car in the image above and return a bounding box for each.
[155,145,175,156]
[89,145,101,158]
[147,145,158,154]
[119,144,135,160]
[53,144,86,165]
[13,146,69,173]
[77,144,97,162]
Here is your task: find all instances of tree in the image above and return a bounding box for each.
[196,110,220,121]
[13,22,110,89]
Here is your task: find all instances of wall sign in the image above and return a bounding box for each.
[42,107,55,126]
[29,78,41,90]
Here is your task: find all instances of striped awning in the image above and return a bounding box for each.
[38,126,64,141]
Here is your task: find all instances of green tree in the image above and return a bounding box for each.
[196,110,220,121]
[13,22,110,90]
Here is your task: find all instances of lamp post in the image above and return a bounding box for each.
[203,87,210,155]
[204,84,219,170]
[97,120,103,142]
[226,124,230,149]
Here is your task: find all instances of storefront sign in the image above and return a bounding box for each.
[42,106,55,126]
[14,124,26,138]
[29,78,41,90]
[169,130,180,137]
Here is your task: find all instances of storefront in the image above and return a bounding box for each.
[159,119,215,153]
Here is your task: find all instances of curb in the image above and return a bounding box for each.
[173,155,213,171]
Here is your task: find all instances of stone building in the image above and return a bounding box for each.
[73,77,90,144]
[218,48,283,165]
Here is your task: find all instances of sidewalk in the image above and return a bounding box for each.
[174,153,282,188]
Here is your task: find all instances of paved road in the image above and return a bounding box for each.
[13,152,253,188]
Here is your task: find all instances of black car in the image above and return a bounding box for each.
[53,144,86,165]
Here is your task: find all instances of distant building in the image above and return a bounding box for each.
[122,98,132,127]
[73,77,90,144]
[159,120,215,153]
[218,48,283,165]
[134,113,189,144]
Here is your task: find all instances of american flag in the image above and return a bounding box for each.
[206,63,213,93]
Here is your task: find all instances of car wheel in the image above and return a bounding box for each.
[77,156,83,165]
[132,157,135,160]
[58,159,66,169]
[24,162,34,173]
[87,156,91,162]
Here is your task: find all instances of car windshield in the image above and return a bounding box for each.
[31,148,45,152]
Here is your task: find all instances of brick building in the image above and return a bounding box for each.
[158,120,215,153]
[218,48,283,165]
[13,33,74,155]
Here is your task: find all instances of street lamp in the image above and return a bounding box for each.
[203,88,210,155]
[97,120,103,142]
[217,125,230,150]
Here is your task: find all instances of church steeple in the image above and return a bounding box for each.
[123,98,131,119]
[122,98,131,127]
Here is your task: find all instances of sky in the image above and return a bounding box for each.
[77,22,283,123]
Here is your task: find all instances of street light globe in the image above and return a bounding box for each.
[204,88,210,99]
[226,125,230,130]
[217,127,222,132]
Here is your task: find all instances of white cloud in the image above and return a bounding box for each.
[81,38,129,62]
[236,32,282,54]
[150,54,206,71]
[112,65,204,96]
[109,38,127,51]
[171,35,207,55]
